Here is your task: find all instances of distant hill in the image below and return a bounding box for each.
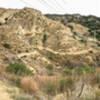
[45,14,100,40]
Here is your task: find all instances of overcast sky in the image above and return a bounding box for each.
[0,0,100,16]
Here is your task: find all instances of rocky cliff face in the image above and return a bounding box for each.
[0,8,100,100]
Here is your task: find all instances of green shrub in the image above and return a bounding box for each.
[7,62,33,76]
[43,82,57,95]
[74,66,84,75]
[62,68,72,76]
[82,64,91,73]
[5,17,8,21]
[46,65,53,70]
[97,43,100,47]
[80,39,87,44]
[3,43,10,49]
[43,34,47,43]
[11,77,21,86]
[48,56,52,60]
[59,77,74,92]
[74,64,95,75]
[48,72,54,76]
[89,50,93,53]
[82,64,95,73]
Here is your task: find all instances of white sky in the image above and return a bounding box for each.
[0,0,100,17]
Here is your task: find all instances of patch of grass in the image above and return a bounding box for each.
[11,77,21,87]
[43,81,57,95]
[48,72,54,76]
[59,77,75,92]
[7,62,33,76]
[62,68,72,76]
[79,39,87,44]
[74,66,84,75]
[46,65,53,70]
[48,56,52,60]
[12,92,34,100]
[74,64,95,75]
[6,89,15,94]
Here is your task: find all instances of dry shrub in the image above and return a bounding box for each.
[0,65,8,78]
[21,77,38,93]
[35,75,62,95]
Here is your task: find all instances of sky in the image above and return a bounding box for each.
[0,0,100,17]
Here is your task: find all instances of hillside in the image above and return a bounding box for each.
[45,14,100,41]
[0,8,100,100]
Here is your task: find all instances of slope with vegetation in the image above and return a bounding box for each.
[0,8,100,100]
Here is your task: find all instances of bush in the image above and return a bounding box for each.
[80,39,87,44]
[46,65,53,70]
[5,17,8,21]
[42,34,47,43]
[82,64,95,73]
[59,77,74,92]
[82,64,91,73]
[3,43,10,49]
[48,72,54,76]
[62,68,72,76]
[7,62,33,76]
[21,77,38,93]
[89,50,93,53]
[48,56,52,60]
[74,64,95,75]
[97,43,100,47]
[74,66,84,75]
[43,81,57,95]
[11,77,21,86]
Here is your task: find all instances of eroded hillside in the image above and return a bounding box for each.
[0,8,100,100]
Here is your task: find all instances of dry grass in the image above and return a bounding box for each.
[35,75,60,86]
[0,65,8,78]
[20,77,38,93]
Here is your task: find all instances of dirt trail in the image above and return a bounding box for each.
[17,46,92,58]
